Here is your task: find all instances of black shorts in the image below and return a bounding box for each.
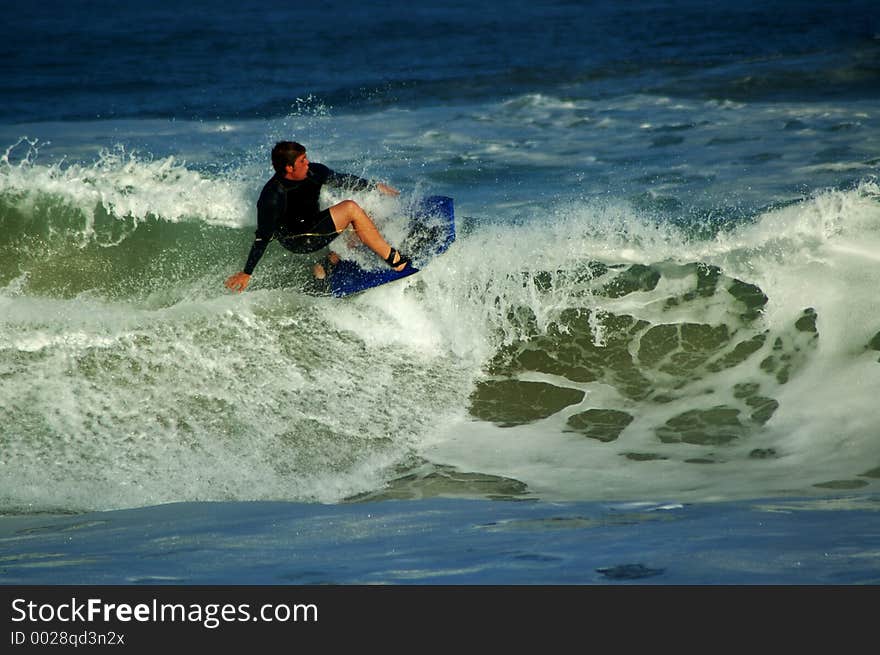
[277,209,340,253]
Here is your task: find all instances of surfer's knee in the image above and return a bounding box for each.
[330,199,368,229]
[337,199,364,217]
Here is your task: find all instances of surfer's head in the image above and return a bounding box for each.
[271,141,307,174]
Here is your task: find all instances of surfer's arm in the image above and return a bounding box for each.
[224,237,266,292]
[225,182,281,292]
[244,182,284,272]
[323,165,400,196]
[375,182,400,196]
[242,236,270,275]
[225,232,270,292]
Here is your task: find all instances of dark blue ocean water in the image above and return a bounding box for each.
[3,0,878,123]
[2,0,880,593]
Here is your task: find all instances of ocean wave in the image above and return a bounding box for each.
[1,138,251,231]
[3,178,879,510]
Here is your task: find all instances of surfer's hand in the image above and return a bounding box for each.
[376,183,400,197]
[225,272,251,293]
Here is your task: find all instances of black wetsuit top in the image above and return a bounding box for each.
[242,163,374,274]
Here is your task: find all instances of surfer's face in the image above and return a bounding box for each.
[287,153,309,180]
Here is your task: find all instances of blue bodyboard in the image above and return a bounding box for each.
[327,195,455,297]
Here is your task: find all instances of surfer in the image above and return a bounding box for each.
[224,141,410,292]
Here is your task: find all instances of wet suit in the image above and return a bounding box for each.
[242,163,375,275]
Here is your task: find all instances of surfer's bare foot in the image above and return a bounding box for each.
[385,247,411,272]
[313,251,341,279]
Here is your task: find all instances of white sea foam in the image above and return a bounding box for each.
[1,138,253,234]
[2,91,879,511]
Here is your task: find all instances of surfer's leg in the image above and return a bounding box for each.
[328,200,408,271]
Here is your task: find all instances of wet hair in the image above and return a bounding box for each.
[271,141,306,174]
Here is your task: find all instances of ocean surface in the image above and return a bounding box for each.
[2,0,880,587]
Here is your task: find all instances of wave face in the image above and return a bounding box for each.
[2,0,880,512]
[3,136,880,510]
